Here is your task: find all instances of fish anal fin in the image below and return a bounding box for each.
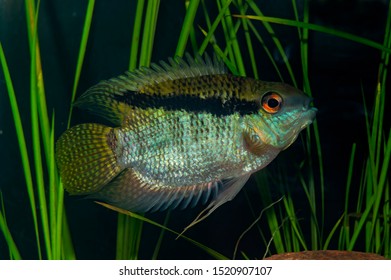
[91,168,220,213]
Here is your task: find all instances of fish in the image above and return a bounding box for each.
[56,53,317,229]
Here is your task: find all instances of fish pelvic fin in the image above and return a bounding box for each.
[178,174,251,238]
[56,123,123,194]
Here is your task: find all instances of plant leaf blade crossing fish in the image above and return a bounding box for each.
[56,53,317,230]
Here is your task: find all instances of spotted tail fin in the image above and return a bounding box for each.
[56,123,123,194]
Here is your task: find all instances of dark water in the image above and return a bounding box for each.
[0,0,389,259]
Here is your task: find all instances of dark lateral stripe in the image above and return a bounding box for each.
[114,91,260,116]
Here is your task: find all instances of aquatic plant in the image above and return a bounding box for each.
[1,0,389,259]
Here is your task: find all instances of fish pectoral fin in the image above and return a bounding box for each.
[178,174,251,238]
[242,130,272,156]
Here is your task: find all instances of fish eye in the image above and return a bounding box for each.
[261,92,283,113]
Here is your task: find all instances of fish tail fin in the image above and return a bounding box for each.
[56,123,123,195]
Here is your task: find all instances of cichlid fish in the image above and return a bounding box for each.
[56,54,317,228]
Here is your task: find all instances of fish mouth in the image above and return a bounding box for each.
[282,106,317,150]
[300,107,317,130]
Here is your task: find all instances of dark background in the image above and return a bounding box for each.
[0,0,389,259]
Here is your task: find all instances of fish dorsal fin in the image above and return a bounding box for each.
[74,83,131,125]
[108,53,227,93]
[74,53,226,126]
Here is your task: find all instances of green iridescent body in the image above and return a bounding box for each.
[56,54,316,225]
[105,109,275,211]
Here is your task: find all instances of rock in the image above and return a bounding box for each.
[265,250,386,260]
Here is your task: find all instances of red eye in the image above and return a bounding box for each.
[261,92,282,113]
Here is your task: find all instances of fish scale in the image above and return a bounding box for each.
[119,111,241,186]
[56,53,317,229]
